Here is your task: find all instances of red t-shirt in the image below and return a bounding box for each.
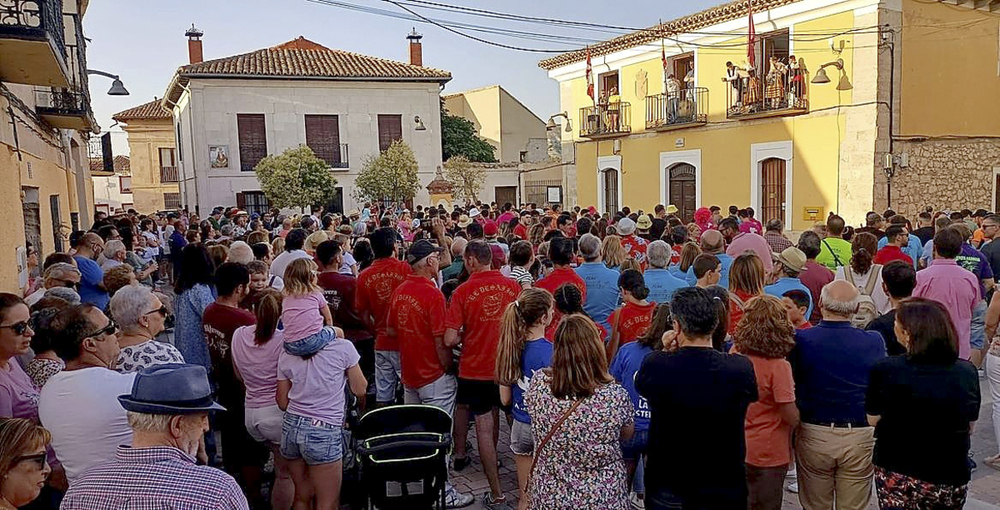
[388,275,448,389]
[609,301,657,345]
[743,355,796,467]
[621,234,649,268]
[202,302,256,403]
[317,272,371,342]
[536,267,588,339]
[728,289,759,334]
[356,257,412,351]
[796,321,813,330]
[873,245,913,266]
[513,223,528,240]
[445,270,521,381]
[670,244,683,265]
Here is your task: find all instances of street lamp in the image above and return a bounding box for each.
[546,112,573,133]
[87,69,130,96]
[811,59,852,91]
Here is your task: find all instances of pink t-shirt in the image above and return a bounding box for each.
[231,325,284,409]
[0,359,39,420]
[277,340,360,424]
[281,291,326,343]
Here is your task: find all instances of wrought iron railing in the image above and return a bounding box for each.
[0,0,65,57]
[160,166,179,183]
[646,88,708,129]
[312,143,349,169]
[35,87,88,113]
[579,102,631,138]
[725,69,808,119]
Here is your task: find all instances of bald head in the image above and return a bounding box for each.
[820,280,860,320]
[451,237,468,257]
[700,230,725,253]
[76,232,105,259]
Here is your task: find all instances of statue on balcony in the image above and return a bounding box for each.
[789,55,805,106]
[765,56,788,109]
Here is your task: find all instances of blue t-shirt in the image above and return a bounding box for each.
[764,277,814,318]
[575,262,621,335]
[73,255,109,310]
[609,341,655,431]
[685,252,734,288]
[877,234,922,268]
[512,338,553,424]
[645,269,688,305]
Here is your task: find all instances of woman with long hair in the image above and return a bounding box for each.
[727,253,766,333]
[0,418,52,509]
[528,223,546,249]
[704,285,732,352]
[674,242,701,281]
[495,289,554,510]
[867,298,979,509]
[525,315,634,509]
[606,270,655,361]
[610,303,671,505]
[173,245,217,373]
[835,231,890,314]
[733,295,799,510]
[601,235,628,270]
[232,289,297,510]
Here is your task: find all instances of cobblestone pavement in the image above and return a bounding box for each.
[452,376,1000,510]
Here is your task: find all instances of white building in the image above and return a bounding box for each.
[162,34,451,215]
[90,156,133,215]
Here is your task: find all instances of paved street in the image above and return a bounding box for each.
[450,375,1000,510]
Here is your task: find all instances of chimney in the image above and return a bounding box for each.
[407,28,423,67]
[185,24,204,64]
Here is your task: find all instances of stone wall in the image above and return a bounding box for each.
[891,138,1000,218]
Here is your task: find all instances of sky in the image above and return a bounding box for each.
[84,0,721,155]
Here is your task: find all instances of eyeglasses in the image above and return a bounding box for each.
[84,319,118,340]
[55,279,79,290]
[144,306,168,317]
[0,321,31,336]
[14,453,47,470]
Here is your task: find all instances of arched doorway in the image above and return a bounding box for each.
[601,168,619,214]
[668,163,696,223]
[760,157,787,224]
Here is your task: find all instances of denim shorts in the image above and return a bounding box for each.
[375,350,401,403]
[621,428,649,461]
[280,412,343,465]
[971,299,987,350]
[284,326,336,357]
[509,419,534,456]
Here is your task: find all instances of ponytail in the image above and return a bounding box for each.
[495,288,553,385]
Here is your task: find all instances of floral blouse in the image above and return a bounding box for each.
[24,358,64,389]
[116,340,185,373]
[525,371,633,510]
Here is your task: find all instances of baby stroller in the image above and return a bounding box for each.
[355,405,453,510]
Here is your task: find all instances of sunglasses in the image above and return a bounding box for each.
[0,321,31,335]
[56,279,79,290]
[84,319,118,340]
[14,453,46,470]
[144,306,168,317]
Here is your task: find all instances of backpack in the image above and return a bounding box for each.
[844,265,881,328]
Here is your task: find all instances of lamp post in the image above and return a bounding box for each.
[86,69,129,96]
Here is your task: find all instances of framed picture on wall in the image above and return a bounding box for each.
[209,145,229,169]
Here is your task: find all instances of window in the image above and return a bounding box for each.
[236,191,269,216]
[599,71,620,99]
[237,114,267,171]
[377,114,402,152]
[163,192,181,210]
[159,148,178,182]
[305,115,343,167]
[671,53,694,86]
[119,176,132,193]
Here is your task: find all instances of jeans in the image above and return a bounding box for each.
[971,299,988,350]
[283,326,336,357]
[747,464,788,510]
[374,350,401,404]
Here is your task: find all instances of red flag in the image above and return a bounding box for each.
[662,41,668,75]
[586,47,594,102]
[747,3,756,69]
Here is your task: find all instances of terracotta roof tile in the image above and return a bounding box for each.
[538,0,800,70]
[112,99,172,122]
[90,155,130,176]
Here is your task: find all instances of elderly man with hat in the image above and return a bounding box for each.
[617,217,649,268]
[765,246,814,318]
[61,364,249,509]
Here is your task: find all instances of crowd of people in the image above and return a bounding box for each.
[0,199,994,510]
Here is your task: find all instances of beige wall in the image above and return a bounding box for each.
[444,86,546,163]
[122,119,178,213]
[498,88,546,163]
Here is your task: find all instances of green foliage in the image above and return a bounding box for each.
[354,140,421,204]
[444,155,486,203]
[254,145,337,209]
[441,101,498,163]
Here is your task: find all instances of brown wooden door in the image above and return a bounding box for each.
[761,158,786,224]
[495,186,517,207]
[668,164,697,223]
[602,169,618,214]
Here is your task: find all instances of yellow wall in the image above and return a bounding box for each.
[899,0,1000,136]
[122,118,178,213]
[443,87,502,156]
[497,88,546,163]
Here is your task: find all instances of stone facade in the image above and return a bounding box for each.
[890,138,1000,218]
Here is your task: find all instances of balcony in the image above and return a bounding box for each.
[35,87,96,131]
[579,102,631,139]
[311,142,349,170]
[646,88,708,131]
[726,73,808,120]
[160,166,179,183]
[0,0,69,87]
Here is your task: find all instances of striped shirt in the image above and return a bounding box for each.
[62,445,248,510]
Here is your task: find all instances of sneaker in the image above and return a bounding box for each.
[630,492,646,509]
[481,492,507,509]
[786,482,799,494]
[452,456,471,471]
[444,487,474,508]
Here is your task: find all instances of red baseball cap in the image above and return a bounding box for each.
[484,220,499,237]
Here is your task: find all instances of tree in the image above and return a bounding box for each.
[254,145,337,210]
[441,101,497,163]
[444,155,486,203]
[354,140,422,206]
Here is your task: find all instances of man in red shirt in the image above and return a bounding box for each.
[536,236,588,338]
[356,228,411,406]
[316,240,374,378]
[512,213,530,240]
[874,224,913,266]
[202,262,267,505]
[444,241,521,507]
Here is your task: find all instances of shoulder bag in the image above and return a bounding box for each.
[525,397,584,506]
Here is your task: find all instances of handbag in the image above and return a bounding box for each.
[524,397,584,506]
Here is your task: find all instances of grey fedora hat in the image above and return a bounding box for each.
[118,364,226,414]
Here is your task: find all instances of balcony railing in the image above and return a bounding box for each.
[0,0,69,87]
[726,70,808,120]
[314,143,349,169]
[579,102,631,139]
[160,166,179,183]
[646,88,708,130]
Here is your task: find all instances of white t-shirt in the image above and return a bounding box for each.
[270,250,312,278]
[38,368,136,484]
[339,252,357,275]
[834,266,891,315]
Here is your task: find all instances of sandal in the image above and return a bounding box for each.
[984,454,1000,470]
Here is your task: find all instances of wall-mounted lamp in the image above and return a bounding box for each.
[87,69,129,96]
[414,115,426,131]
[811,59,852,91]
[546,111,573,133]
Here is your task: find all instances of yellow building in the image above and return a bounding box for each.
[540,0,1000,229]
[112,99,179,213]
[0,0,98,292]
